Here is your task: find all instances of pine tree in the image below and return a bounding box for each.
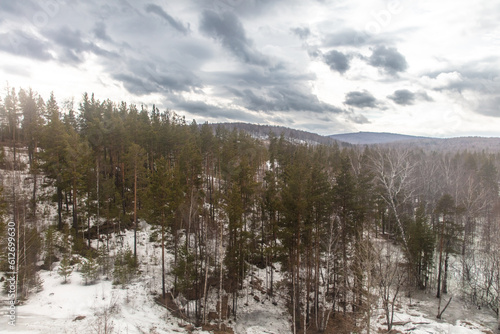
[19,88,44,218]
[124,143,147,260]
[113,245,136,286]
[58,254,73,284]
[44,226,58,270]
[81,251,99,285]
[146,157,181,299]
[407,205,435,289]
[40,93,68,230]
[64,128,91,235]
[333,154,357,314]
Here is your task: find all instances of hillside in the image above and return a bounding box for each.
[329,131,430,145]
[399,136,500,152]
[209,123,345,146]
[210,124,500,152]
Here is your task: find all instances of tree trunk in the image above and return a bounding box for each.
[134,165,137,260]
[72,173,78,233]
[203,252,209,325]
[96,158,100,243]
[57,185,63,230]
[497,257,500,330]
[218,209,223,330]
[443,251,449,294]
[437,220,444,299]
[121,162,126,216]
[292,261,296,334]
[161,216,165,300]
[32,141,38,220]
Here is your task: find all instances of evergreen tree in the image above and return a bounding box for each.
[124,143,147,260]
[44,226,58,270]
[64,129,91,235]
[58,254,73,284]
[408,204,435,289]
[113,245,137,286]
[40,93,68,230]
[81,251,99,285]
[147,157,181,299]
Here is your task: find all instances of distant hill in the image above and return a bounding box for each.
[329,132,430,145]
[330,132,500,152]
[400,136,500,152]
[210,123,347,146]
[210,124,500,152]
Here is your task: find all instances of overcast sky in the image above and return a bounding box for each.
[1,0,500,137]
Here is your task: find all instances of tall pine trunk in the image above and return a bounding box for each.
[133,165,137,260]
[161,214,165,300]
[72,171,78,233]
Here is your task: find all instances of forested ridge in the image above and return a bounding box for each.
[1,88,500,333]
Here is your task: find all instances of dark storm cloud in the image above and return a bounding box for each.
[323,29,369,46]
[348,113,370,124]
[322,28,392,47]
[112,60,202,95]
[344,91,378,109]
[0,0,35,16]
[0,1,19,14]
[199,10,268,66]
[323,50,350,74]
[44,26,117,64]
[368,46,408,75]
[93,22,113,42]
[144,4,190,35]
[210,65,314,88]
[114,73,154,96]
[196,0,286,17]
[0,30,53,61]
[291,27,311,39]
[229,86,344,114]
[387,89,415,105]
[387,89,433,105]
[171,97,261,123]
[476,96,500,117]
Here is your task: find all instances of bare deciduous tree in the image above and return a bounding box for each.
[372,148,417,258]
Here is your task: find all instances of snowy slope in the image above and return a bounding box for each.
[2,226,498,334]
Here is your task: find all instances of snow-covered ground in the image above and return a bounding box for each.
[1,226,204,334]
[3,269,185,334]
[2,227,499,334]
[1,225,291,334]
[369,290,497,334]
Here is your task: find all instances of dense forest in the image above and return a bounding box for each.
[1,88,500,333]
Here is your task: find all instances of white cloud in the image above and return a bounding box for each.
[420,72,464,90]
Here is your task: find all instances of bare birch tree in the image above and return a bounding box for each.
[371,148,417,258]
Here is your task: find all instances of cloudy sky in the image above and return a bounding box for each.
[1,0,500,137]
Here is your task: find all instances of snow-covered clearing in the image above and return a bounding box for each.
[370,290,497,334]
[1,226,291,334]
[2,225,499,334]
